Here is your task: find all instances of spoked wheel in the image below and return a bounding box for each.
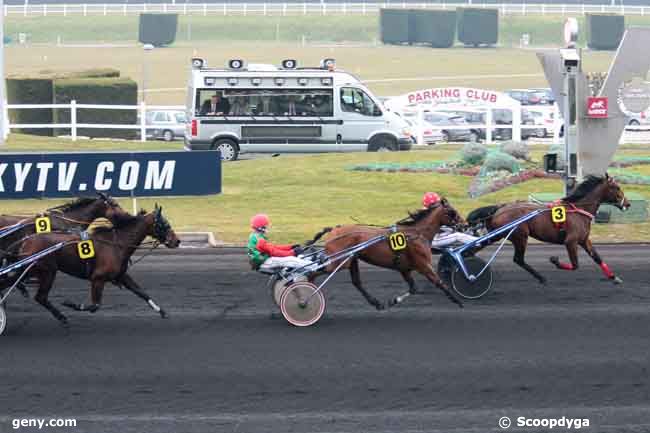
[0,303,7,336]
[280,282,325,327]
[271,275,307,306]
[449,256,493,300]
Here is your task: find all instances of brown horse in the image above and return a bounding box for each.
[16,205,181,326]
[466,174,630,285]
[0,194,130,296]
[308,199,465,310]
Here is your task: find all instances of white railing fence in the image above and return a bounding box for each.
[3,2,650,17]
[7,101,185,142]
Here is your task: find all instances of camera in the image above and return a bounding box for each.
[559,49,580,71]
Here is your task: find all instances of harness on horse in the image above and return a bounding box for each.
[547,201,595,243]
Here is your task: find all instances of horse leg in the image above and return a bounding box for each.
[349,258,384,310]
[117,273,168,318]
[387,270,419,308]
[420,265,464,308]
[512,235,547,285]
[62,279,104,313]
[580,238,622,284]
[33,269,68,326]
[549,240,579,272]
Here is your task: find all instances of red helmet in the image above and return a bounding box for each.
[250,214,270,230]
[422,192,441,208]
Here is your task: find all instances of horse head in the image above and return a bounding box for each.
[151,204,181,248]
[603,174,630,211]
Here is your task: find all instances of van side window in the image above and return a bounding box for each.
[194,88,333,117]
[340,87,381,117]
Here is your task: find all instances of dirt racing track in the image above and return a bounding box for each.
[1,244,650,433]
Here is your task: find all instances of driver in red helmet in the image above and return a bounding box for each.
[247,213,312,271]
[423,192,478,249]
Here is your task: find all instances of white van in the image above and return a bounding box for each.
[184,58,413,160]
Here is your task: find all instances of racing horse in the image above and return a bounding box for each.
[308,198,465,310]
[0,194,130,296]
[15,205,180,325]
[466,174,630,285]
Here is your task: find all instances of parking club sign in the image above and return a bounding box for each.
[587,97,608,118]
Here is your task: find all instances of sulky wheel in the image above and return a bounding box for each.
[0,303,6,336]
[450,256,493,300]
[280,282,325,327]
[272,275,307,307]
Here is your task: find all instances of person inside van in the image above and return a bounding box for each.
[229,96,249,116]
[310,95,332,117]
[200,93,230,116]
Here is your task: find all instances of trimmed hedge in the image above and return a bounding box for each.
[6,78,54,136]
[139,13,178,46]
[458,8,499,46]
[414,10,457,48]
[379,9,413,44]
[53,78,138,139]
[586,14,625,50]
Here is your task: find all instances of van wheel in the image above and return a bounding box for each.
[368,135,397,152]
[162,130,174,142]
[469,131,479,142]
[212,139,239,161]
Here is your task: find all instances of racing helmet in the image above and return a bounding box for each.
[251,214,271,231]
[422,192,441,208]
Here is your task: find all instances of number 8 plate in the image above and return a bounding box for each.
[77,240,96,259]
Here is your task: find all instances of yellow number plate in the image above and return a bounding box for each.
[551,206,567,223]
[34,216,51,233]
[389,232,408,251]
[77,240,96,259]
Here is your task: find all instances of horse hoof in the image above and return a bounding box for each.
[374,302,385,311]
[62,301,79,311]
[269,312,282,320]
[59,317,69,327]
[612,276,623,285]
[549,256,560,267]
[159,309,169,319]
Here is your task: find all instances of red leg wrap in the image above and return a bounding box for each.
[558,262,574,270]
[600,262,615,279]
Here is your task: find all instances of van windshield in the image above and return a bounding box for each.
[340,87,381,116]
[194,88,333,117]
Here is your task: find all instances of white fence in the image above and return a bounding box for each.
[5,2,650,17]
[7,101,185,142]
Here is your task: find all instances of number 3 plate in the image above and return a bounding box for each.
[77,240,96,259]
[389,232,407,251]
[551,206,567,223]
[35,216,51,233]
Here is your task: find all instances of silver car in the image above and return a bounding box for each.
[147,110,187,142]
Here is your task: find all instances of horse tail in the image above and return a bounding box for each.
[466,204,505,227]
[304,226,334,246]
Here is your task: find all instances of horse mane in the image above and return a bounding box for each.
[562,175,605,203]
[90,209,147,234]
[48,197,97,212]
[396,205,436,226]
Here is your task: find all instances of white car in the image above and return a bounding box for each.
[411,119,445,145]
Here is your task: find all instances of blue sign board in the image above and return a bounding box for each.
[0,151,221,199]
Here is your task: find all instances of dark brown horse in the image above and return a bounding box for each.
[0,194,130,296]
[467,174,630,285]
[308,198,465,309]
[16,205,181,325]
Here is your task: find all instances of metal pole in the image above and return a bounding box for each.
[0,0,5,146]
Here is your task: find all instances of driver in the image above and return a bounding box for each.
[423,192,478,249]
[247,214,312,271]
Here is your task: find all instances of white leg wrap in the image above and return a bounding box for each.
[148,299,161,312]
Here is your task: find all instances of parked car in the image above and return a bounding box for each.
[626,110,650,128]
[412,119,445,145]
[529,88,556,105]
[424,112,479,142]
[522,109,549,138]
[146,110,187,141]
[492,109,547,140]
[505,89,550,106]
